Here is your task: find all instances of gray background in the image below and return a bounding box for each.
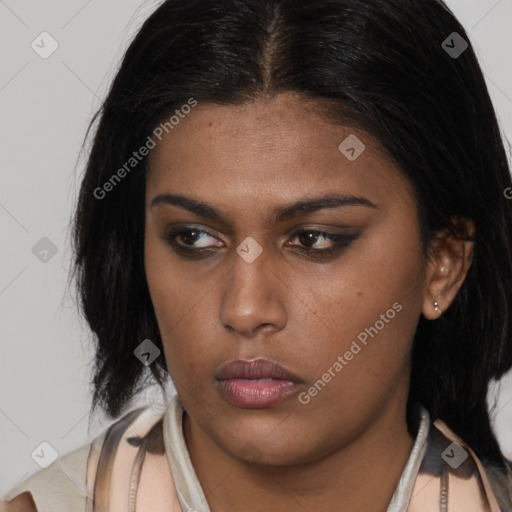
[1,0,511,496]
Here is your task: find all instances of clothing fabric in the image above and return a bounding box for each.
[0,394,506,511]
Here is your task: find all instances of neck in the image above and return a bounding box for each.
[183,396,417,512]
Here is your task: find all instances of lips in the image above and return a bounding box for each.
[215,358,303,408]
[215,358,303,382]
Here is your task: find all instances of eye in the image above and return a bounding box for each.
[287,228,358,254]
[163,226,222,252]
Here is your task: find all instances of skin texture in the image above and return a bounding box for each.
[144,92,474,511]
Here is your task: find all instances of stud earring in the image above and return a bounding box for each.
[434,300,442,314]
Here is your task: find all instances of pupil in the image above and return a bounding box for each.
[183,229,199,245]
[301,231,317,247]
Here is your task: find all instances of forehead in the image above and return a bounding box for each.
[146,94,413,211]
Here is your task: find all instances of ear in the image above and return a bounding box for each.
[422,215,475,320]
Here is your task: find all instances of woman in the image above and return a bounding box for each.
[2,0,512,510]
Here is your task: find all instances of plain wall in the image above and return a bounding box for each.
[1,0,511,496]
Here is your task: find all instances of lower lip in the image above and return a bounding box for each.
[216,378,300,408]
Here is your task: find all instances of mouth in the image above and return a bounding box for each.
[215,358,304,408]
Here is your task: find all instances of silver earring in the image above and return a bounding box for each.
[434,300,442,314]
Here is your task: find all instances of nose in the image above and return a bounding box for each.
[219,247,287,339]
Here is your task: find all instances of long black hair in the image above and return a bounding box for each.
[70,0,512,485]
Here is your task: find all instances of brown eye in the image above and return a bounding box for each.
[295,230,331,249]
[288,229,359,254]
[164,227,221,250]
[179,229,202,246]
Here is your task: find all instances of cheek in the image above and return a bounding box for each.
[309,229,422,335]
[144,224,202,327]
[144,237,186,360]
[296,223,424,392]
[341,213,425,318]
[144,234,218,389]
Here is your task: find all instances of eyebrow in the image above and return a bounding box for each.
[150,192,378,226]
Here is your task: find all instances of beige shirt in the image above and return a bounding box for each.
[0,394,504,511]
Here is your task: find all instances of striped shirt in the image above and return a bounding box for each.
[1,394,506,511]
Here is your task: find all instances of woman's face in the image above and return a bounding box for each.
[144,92,427,465]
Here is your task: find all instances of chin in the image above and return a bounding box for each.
[222,429,316,467]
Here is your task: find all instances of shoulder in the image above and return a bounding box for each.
[484,462,512,510]
[0,405,166,512]
[0,440,93,512]
[412,416,512,512]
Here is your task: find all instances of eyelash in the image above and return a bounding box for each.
[162,226,358,257]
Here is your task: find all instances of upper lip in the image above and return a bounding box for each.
[215,358,304,383]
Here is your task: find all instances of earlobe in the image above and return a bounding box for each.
[423,295,444,320]
[421,216,475,320]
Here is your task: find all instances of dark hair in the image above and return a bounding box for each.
[71,0,512,483]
